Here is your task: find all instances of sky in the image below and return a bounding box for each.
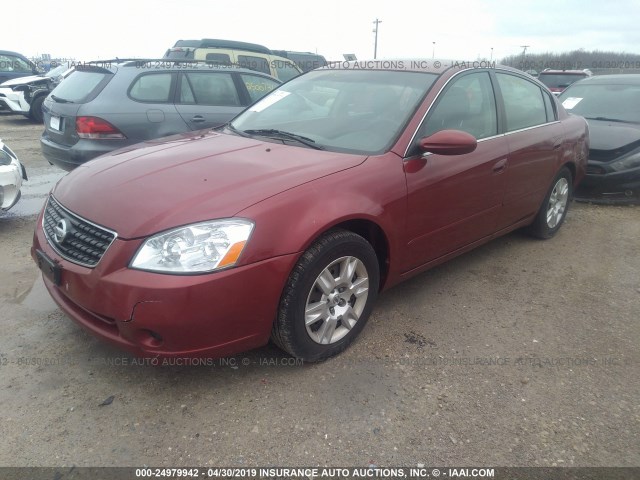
[3,0,640,62]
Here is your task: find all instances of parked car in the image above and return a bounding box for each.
[0,64,73,123]
[32,61,588,362]
[0,50,41,85]
[559,74,640,204]
[41,60,281,171]
[538,69,592,95]
[271,50,327,72]
[164,39,303,81]
[0,139,27,212]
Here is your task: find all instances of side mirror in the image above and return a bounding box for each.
[418,129,477,155]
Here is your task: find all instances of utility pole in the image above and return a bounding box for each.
[373,18,382,59]
[432,42,436,59]
[490,47,493,61]
[520,45,530,69]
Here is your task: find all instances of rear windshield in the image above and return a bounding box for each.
[538,73,586,89]
[49,70,112,103]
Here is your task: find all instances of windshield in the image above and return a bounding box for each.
[49,70,112,103]
[45,65,69,78]
[231,69,438,154]
[538,73,585,89]
[560,83,640,123]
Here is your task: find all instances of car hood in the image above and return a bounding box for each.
[0,74,46,87]
[587,120,640,161]
[52,130,367,239]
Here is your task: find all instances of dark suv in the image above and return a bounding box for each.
[41,60,281,171]
[0,50,41,85]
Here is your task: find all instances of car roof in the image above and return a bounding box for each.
[567,74,640,85]
[77,59,280,79]
[319,59,522,76]
[0,50,30,58]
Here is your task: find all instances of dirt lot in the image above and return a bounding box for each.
[0,113,638,468]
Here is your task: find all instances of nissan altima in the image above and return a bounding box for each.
[32,61,589,362]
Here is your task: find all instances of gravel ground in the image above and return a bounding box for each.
[0,113,638,468]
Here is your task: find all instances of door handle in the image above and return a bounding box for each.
[191,115,206,123]
[492,158,507,174]
[553,141,562,150]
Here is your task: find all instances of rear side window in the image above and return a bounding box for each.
[181,72,240,106]
[205,53,231,66]
[496,73,547,131]
[130,73,173,102]
[237,55,270,75]
[240,74,279,102]
[49,71,111,103]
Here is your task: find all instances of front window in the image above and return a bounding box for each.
[559,83,640,124]
[231,70,438,154]
[0,55,32,73]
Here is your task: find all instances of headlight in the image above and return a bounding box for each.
[610,152,640,172]
[130,219,254,274]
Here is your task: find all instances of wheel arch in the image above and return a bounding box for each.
[307,218,391,291]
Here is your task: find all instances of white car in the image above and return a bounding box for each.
[0,65,73,123]
[0,139,27,211]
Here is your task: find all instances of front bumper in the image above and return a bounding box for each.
[575,164,640,204]
[0,159,25,210]
[32,212,299,358]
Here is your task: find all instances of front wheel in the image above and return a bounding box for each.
[527,166,573,239]
[29,95,45,123]
[272,229,380,362]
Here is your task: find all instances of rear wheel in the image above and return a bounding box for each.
[527,166,573,239]
[272,229,379,362]
[29,95,45,123]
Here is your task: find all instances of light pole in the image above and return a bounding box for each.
[373,18,382,59]
[490,47,493,61]
[432,42,436,59]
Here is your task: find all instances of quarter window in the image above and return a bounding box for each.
[240,74,280,103]
[272,61,300,82]
[130,73,172,102]
[496,73,548,131]
[419,72,498,141]
[543,91,556,122]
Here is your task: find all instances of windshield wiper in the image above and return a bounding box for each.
[242,129,324,150]
[585,117,639,124]
[50,95,73,104]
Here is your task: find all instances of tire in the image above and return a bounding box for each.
[527,166,573,239]
[29,95,45,123]
[272,229,380,362]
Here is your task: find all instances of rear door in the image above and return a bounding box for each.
[493,72,562,228]
[174,71,244,129]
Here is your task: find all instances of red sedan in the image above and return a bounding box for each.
[32,60,589,362]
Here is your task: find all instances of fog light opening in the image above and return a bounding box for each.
[625,190,634,197]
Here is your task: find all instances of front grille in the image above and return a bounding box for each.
[43,196,117,267]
